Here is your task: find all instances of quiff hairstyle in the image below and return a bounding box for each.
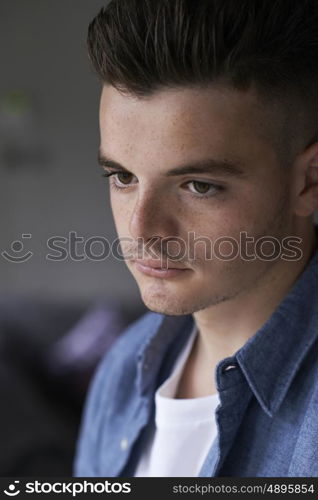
[88,0,318,160]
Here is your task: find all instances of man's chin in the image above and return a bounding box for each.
[145,303,192,316]
[140,291,212,316]
[139,286,234,316]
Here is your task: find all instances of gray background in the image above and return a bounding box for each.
[0,0,141,306]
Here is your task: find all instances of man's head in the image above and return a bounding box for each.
[89,0,318,315]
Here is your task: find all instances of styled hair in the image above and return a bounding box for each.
[87,0,318,153]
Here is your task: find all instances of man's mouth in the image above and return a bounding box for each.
[132,259,191,278]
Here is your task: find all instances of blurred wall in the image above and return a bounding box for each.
[0,0,142,304]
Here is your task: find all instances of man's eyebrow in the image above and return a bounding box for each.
[98,154,128,172]
[165,159,245,177]
[98,153,246,178]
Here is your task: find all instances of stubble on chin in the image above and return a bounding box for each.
[140,284,236,316]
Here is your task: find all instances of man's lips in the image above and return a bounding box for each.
[131,259,191,278]
[132,259,188,270]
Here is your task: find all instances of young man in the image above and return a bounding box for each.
[74,0,318,477]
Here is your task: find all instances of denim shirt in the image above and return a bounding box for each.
[74,244,318,477]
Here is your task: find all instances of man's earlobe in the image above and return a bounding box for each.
[294,142,318,217]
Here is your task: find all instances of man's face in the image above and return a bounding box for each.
[99,84,294,315]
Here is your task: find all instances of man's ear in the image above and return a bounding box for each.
[293,141,318,217]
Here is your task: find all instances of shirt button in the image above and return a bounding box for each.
[222,363,238,372]
[120,438,128,451]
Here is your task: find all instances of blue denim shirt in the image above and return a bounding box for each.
[74,244,318,477]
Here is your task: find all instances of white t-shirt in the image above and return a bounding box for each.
[134,326,220,477]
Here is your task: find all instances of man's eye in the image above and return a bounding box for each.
[102,171,134,186]
[187,180,223,196]
[115,172,133,185]
[190,181,211,194]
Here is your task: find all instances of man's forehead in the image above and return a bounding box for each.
[99,83,276,137]
[99,83,284,169]
[100,86,264,140]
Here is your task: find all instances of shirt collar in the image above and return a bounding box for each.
[136,314,194,396]
[237,243,318,417]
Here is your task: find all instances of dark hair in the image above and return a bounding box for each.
[87,0,318,153]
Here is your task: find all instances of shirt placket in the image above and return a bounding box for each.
[199,357,253,477]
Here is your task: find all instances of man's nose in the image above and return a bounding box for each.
[128,191,178,241]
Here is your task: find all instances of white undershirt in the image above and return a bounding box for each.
[134,326,220,477]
